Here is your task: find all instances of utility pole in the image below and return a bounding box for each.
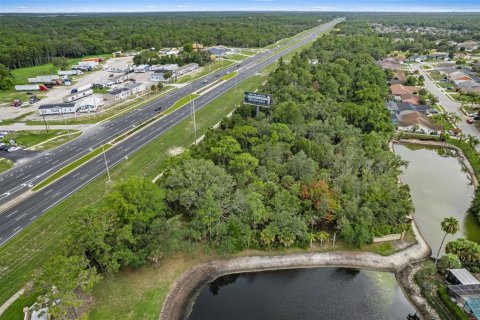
[62,113,71,137]
[42,114,49,133]
[191,97,197,145]
[102,144,111,183]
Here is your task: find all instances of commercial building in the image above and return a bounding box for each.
[38,103,77,116]
[105,87,131,102]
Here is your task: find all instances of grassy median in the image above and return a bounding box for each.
[32,144,113,191]
[0,158,13,174]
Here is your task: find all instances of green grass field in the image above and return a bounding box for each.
[0,158,13,174]
[1,130,77,148]
[225,54,248,61]
[32,132,82,151]
[32,143,113,191]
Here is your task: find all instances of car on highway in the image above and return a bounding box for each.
[7,146,20,152]
[202,79,209,84]
[154,106,163,112]
[215,73,221,77]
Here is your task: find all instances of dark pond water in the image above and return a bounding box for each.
[187,268,416,320]
[394,143,480,255]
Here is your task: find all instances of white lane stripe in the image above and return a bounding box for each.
[6,210,18,218]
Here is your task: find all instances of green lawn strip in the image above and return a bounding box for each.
[240,50,259,56]
[221,71,237,81]
[177,60,234,84]
[168,94,199,112]
[31,131,82,151]
[0,111,35,125]
[2,130,76,148]
[32,144,113,191]
[0,290,37,320]
[0,158,13,174]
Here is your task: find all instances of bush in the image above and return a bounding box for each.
[437,286,469,320]
[437,253,461,273]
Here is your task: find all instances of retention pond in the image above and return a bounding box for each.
[187,268,416,320]
[394,143,480,255]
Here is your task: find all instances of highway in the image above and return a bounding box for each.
[0,18,342,246]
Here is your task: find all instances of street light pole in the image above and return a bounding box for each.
[101,144,111,183]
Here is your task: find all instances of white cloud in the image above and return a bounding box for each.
[176,5,190,8]
[16,6,28,9]
[146,5,158,8]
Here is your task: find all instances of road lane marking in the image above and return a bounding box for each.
[6,210,18,218]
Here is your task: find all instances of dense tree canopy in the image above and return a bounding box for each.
[0,12,333,68]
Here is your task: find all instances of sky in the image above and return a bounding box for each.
[1,0,480,13]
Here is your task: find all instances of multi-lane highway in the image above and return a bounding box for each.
[0,18,342,246]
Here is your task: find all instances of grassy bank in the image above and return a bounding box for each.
[177,60,234,84]
[446,138,480,181]
[221,71,237,81]
[1,130,78,148]
[170,93,199,111]
[30,131,82,151]
[32,143,113,191]
[0,158,13,174]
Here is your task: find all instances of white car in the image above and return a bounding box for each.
[7,146,20,152]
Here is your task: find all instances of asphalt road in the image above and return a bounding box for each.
[414,63,480,139]
[0,19,343,246]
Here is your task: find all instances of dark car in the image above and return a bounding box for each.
[154,106,163,112]
[109,74,114,77]
[215,73,221,77]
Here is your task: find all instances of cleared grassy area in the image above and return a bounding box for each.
[10,55,111,85]
[1,130,78,148]
[177,60,234,84]
[0,158,13,174]
[240,50,259,56]
[221,71,237,81]
[169,93,199,111]
[0,111,35,125]
[32,143,112,191]
[25,86,174,126]
[0,290,36,320]
[224,54,248,61]
[31,131,82,151]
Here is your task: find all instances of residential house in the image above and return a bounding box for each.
[457,41,479,52]
[76,97,104,113]
[207,46,230,57]
[112,51,124,57]
[38,103,77,116]
[427,52,449,60]
[150,72,169,82]
[105,87,131,102]
[389,84,421,104]
[396,110,443,133]
[378,57,403,70]
[390,70,406,85]
[175,63,199,76]
[447,269,480,320]
[63,88,93,103]
[134,64,150,73]
[110,74,128,84]
[125,82,147,95]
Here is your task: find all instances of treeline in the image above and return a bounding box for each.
[0,12,332,69]
[132,45,212,66]
[31,22,415,317]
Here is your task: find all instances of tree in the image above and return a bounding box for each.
[0,64,14,90]
[446,238,480,272]
[435,217,459,265]
[437,253,461,273]
[183,43,194,53]
[34,255,101,319]
[403,75,417,86]
[468,186,480,223]
[52,57,69,70]
[317,231,330,247]
[150,84,157,92]
[467,135,480,149]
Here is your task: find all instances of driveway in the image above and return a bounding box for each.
[412,63,480,139]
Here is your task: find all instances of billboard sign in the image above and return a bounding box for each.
[243,92,272,107]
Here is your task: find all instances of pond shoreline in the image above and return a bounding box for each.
[159,220,432,320]
[395,138,479,187]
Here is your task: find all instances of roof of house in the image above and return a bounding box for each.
[449,269,480,286]
[38,103,76,110]
[109,87,130,95]
[390,84,418,95]
[125,82,144,89]
[449,283,480,299]
[398,110,443,131]
[396,101,430,113]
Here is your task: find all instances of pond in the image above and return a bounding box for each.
[394,143,480,255]
[187,268,417,320]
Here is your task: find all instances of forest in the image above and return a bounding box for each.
[0,12,332,69]
[29,22,416,318]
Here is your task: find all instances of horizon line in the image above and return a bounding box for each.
[2,10,480,13]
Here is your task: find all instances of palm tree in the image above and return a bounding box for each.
[306,232,316,248]
[446,112,461,124]
[317,231,330,247]
[468,135,480,149]
[435,217,459,266]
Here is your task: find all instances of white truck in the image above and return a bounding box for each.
[70,83,93,94]
[58,70,83,76]
[15,84,40,91]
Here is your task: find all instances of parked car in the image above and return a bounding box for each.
[428,109,439,114]
[109,74,114,77]
[467,118,474,124]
